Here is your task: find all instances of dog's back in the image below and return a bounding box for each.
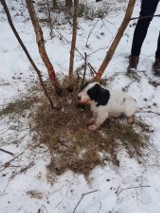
[106,90,137,118]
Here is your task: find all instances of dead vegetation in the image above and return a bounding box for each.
[30,86,150,176]
[0,96,37,118]
[0,82,150,177]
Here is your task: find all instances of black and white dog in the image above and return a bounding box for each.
[77,82,137,130]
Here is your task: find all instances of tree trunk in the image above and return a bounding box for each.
[52,0,58,9]
[26,0,62,95]
[0,0,54,109]
[66,0,72,9]
[95,0,136,80]
[46,0,54,38]
[68,0,78,90]
[65,0,72,17]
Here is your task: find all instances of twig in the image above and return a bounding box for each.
[0,148,14,156]
[131,14,160,20]
[81,52,87,88]
[137,110,160,116]
[73,190,98,213]
[20,161,35,173]
[54,28,97,75]
[10,161,35,178]
[85,20,98,47]
[0,152,23,173]
[116,185,150,196]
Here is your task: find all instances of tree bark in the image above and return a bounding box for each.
[68,0,78,89]
[26,0,62,95]
[0,0,54,109]
[95,0,136,80]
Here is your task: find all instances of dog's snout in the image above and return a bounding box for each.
[77,96,81,101]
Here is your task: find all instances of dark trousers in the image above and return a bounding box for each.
[131,0,160,59]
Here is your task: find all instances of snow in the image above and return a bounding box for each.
[0,0,160,212]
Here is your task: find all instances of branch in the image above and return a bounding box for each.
[0,152,24,173]
[0,148,14,156]
[131,14,160,20]
[116,185,150,196]
[85,20,98,47]
[73,190,98,213]
[54,28,96,75]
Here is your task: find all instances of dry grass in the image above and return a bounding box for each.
[0,97,36,117]
[32,90,149,176]
[0,83,150,177]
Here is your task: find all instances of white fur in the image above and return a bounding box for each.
[78,82,137,130]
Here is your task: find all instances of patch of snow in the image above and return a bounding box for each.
[1,0,160,212]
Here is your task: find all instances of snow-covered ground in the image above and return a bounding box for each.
[0,0,160,212]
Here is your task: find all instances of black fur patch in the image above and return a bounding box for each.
[87,84,110,106]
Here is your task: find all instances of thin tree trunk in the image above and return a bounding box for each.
[95,0,136,80]
[65,0,72,18]
[52,0,58,9]
[46,0,54,38]
[66,0,72,12]
[68,0,78,90]
[0,0,54,109]
[26,0,62,95]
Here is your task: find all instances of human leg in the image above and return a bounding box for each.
[131,0,159,57]
[128,0,159,72]
[154,31,160,75]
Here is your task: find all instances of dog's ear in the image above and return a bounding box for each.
[87,83,102,100]
[87,83,110,106]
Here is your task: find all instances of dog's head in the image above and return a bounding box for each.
[77,82,110,106]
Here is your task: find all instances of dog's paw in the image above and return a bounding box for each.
[88,118,96,125]
[127,116,134,124]
[88,124,98,131]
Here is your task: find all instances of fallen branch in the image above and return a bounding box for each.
[20,161,35,173]
[11,161,35,178]
[73,190,98,213]
[0,148,14,156]
[0,152,23,173]
[116,185,150,196]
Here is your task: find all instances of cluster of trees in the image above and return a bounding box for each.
[0,0,136,108]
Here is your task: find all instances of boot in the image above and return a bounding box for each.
[127,56,139,72]
[153,58,160,76]
[127,56,140,82]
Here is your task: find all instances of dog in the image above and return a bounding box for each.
[77,82,137,130]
